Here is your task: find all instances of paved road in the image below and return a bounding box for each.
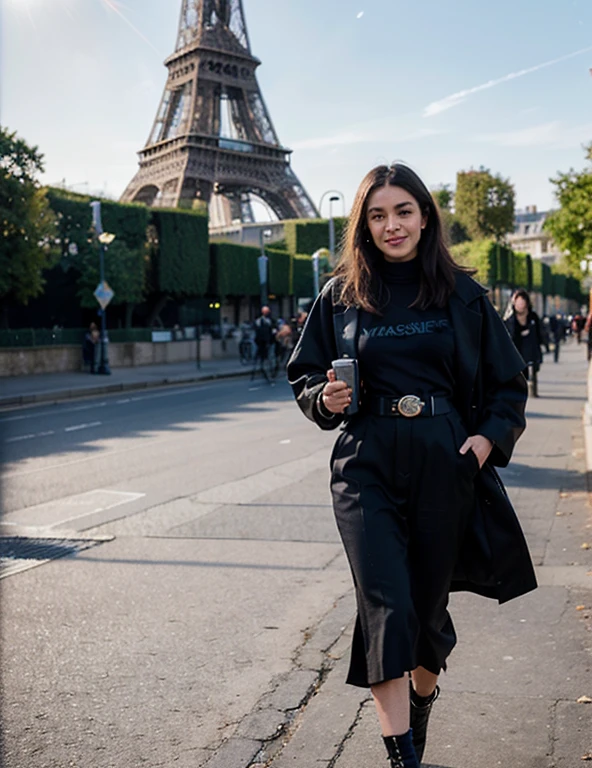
[1,345,591,767]
[0,376,353,768]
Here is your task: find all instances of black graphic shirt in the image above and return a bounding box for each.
[358,258,455,399]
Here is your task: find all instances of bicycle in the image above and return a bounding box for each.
[239,336,255,365]
[251,342,279,383]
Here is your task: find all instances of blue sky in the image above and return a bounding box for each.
[3,0,592,216]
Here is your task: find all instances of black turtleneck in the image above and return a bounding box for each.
[358,257,456,399]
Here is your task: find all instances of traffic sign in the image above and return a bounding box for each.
[94,281,115,310]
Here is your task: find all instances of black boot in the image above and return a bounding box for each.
[409,683,440,764]
[382,731,420,767]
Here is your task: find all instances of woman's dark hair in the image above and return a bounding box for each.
[511,289,533,312]
[334,163,473,313]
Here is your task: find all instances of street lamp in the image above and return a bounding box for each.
[258,228,272,309]
[90,201,115,375]
[311,249,321,297]
[319,190,345,266]
[328,195,340,264]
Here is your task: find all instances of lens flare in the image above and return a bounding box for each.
[98,0,162,57]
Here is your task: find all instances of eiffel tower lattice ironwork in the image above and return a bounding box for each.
[121,0,319,225]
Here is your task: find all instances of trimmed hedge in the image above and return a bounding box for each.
[284,217,348,256]
[292,254,314,298]
[267,248,291,296]
[46,188,149,307]
[532,260,552,295]
[449,239,573,298]
[513,252,531,290]
[209,243,293,297]
[450,240,495,285]
[151,209,209,297]
[209,243,261,297]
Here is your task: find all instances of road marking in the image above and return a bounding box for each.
[64,421,102,432]
[280,439,291,444]
[0,384,218,423]
[2,489,146,530]
[1,434,182,478]
[6,434,37,443]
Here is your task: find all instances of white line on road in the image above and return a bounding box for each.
[0,385,217,423]
[1,434,182,478]
[2,489,147,530]
[48,490,146,529]
[5,430,57,443]
[64,421,102,432]
[279,439,291,444]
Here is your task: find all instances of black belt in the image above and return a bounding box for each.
[364,394,452,418]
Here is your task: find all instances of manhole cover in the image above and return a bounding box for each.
[0,536,109,578]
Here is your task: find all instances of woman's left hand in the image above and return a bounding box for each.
[459,435,493,469]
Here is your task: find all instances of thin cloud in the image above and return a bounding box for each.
[424,45,592,117]
[474,120,592,149]
[291,127,444,151]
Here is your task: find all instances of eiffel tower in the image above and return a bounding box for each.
[121,0,319,225]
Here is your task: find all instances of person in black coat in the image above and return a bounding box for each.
[504,289,544,396]
[287,163,536,768]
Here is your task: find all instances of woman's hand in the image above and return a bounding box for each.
[459,435,493,469]
[322,369,352,414]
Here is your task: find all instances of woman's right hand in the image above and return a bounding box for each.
[322,369,352,414]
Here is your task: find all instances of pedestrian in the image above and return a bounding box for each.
[287,163,536,768]
[82,322,100,374]
[549,313,566,363]
[275,318,295,365]
[503,289,544,397]
[584,311,592,362]
[253,305,275,379]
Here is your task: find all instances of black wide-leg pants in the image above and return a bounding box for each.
[330,409,478,688]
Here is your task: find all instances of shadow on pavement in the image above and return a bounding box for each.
[499,462,584,491]
[0,378,294,464]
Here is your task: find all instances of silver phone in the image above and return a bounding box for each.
[331,357,359,415]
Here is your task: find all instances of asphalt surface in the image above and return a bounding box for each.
[1,343,592,767]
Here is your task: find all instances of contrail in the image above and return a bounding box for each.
[424,45,592,117]
[98,0,163,57]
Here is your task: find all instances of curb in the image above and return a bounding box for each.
[0,368,253,409]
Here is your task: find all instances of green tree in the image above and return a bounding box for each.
[432,185,453,211]
[0,127,57,326]
[75,239,147,327]
[432,184,470,245]
[455,167,515,242]
[544,144,592,276]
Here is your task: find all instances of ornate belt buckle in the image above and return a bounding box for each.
[397,395,425,418]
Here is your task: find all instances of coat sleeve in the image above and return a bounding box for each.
[476,298,528,467]
[286,288,344,430]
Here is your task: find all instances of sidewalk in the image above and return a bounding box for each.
[244,340,592,768]
[0,357,252,408]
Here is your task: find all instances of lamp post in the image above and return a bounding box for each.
[258,228,272,309]
[328,195,340,264]
[319,190,345,266]
[311,249,321,297]
[90,201,115,375]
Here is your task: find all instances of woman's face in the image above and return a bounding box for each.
[514,296,528,313]
[365,184,427,263]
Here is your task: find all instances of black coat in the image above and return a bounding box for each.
[287,271,537,604]
[504,311,544,368]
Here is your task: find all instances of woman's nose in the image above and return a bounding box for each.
[385,217,401,232]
